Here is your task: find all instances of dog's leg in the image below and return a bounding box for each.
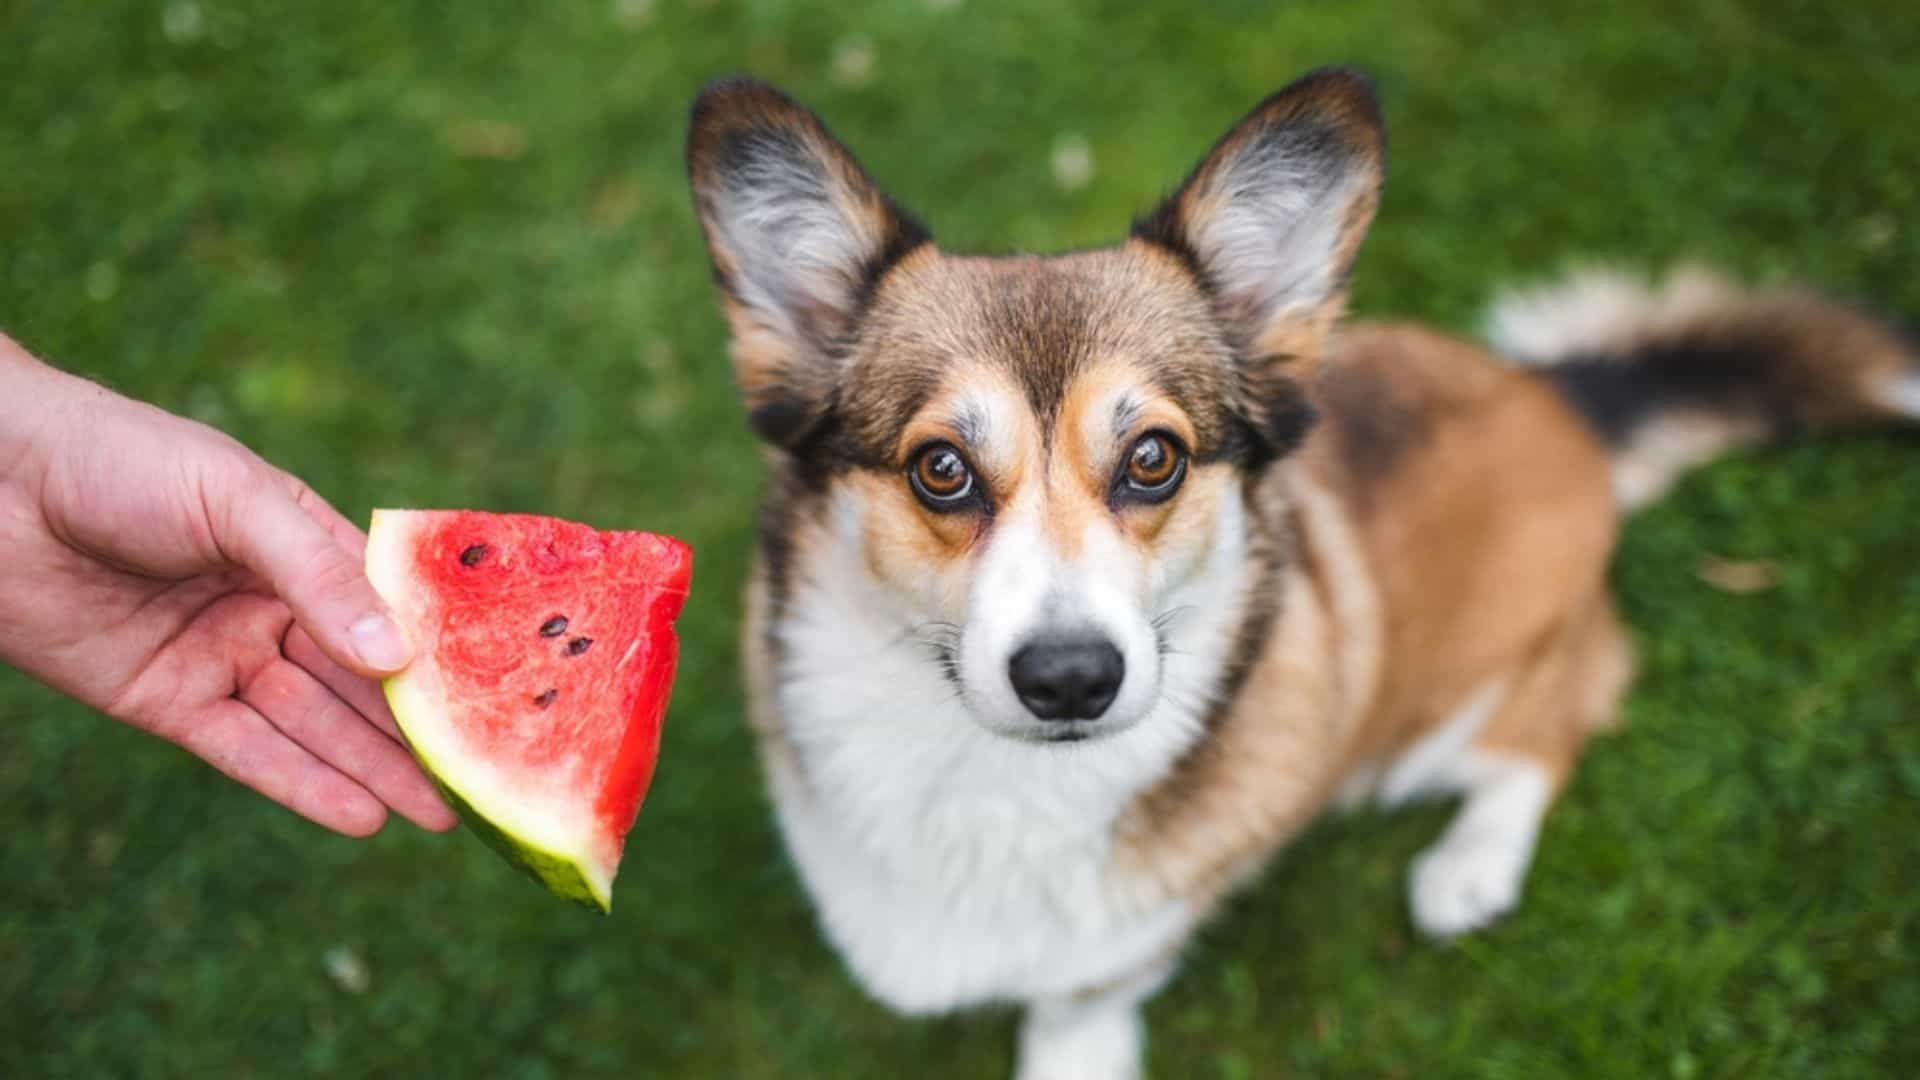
[1014,961,1175,1080]
[1407,595,1633,940]
[1407,751,1555,938]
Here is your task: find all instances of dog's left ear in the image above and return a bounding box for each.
[1134,68,1384,367]
[686,77,932,449]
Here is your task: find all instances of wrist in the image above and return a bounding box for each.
[0,333,85,496]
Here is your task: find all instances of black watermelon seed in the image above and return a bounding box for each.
[539,615,569,637]
[532,689,558,708]
[566,636,594,656]
[459,544,489,566]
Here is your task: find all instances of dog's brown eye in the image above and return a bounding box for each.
[909,443,977,509]
[1118,432,1186,503]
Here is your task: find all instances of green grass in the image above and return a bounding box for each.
[3,1,1917,1076]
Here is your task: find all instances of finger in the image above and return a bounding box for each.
[209,464,413,679]
[242,657,457,831]
[168,698,388,838]
[278,471,370,561]
[284,627,461,834]
[285,624,403,741]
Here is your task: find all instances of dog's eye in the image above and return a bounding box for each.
[909,443,977,509]
[1118,432,1187,503]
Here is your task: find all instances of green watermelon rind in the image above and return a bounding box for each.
[381,680,612,913]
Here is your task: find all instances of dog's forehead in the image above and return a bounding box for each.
[840,246,1239,456]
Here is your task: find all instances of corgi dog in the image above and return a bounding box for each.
[685,68,1920,1078]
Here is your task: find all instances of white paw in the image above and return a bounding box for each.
[1015,1002,1142,1080]
[1409,834,1529,939]
[1014,1054,1140,1080]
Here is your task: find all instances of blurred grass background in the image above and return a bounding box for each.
[3,0,1917,1076]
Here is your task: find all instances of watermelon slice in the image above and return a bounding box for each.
[364,509,692,912]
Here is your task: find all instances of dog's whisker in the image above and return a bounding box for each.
[1151,605,1197,633]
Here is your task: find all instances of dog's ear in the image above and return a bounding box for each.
[1133,68,1384,369]
[687,77,932,449]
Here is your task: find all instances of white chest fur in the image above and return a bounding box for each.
[764,585,1202,1014]
[758,513,1259,1014]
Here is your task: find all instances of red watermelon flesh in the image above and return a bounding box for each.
[365,509,692,911]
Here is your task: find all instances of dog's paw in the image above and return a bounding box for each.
[1408,833,1528,939]
[1015,1051,1140,1080]
[1016,1001,1142,1080]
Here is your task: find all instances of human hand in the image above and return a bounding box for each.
[0,335,455,836]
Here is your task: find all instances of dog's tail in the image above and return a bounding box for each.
[1485,266,1920,512]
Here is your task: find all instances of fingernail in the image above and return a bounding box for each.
[350,614,413,673]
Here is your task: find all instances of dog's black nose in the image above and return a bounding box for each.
[1009,637,1124,721]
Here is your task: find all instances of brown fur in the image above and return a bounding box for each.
[1114,325,1626,907]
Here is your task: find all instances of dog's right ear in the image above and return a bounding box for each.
[686,78,932,449]
[1133,68,1385,367]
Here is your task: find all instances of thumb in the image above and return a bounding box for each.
[215,468,414,678]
